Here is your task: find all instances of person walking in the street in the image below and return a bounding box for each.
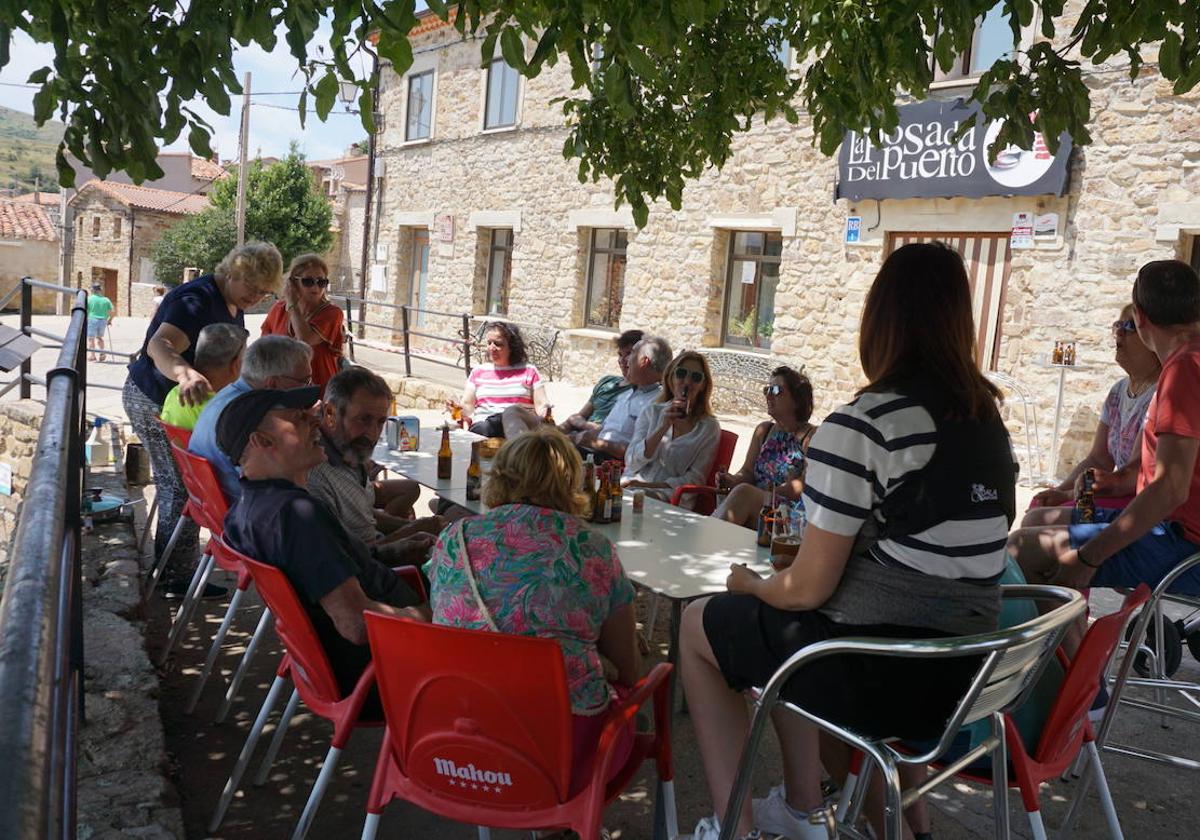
[87,282,115,362]
[122,241,283,598]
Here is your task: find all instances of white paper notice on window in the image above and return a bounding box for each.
[740,262,756,284]
[370,264,387,292]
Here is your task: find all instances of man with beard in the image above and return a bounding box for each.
[219,386,428,702]
[306,366,443,564]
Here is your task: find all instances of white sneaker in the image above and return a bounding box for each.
[752,786,835,840]
[681,815,762,840]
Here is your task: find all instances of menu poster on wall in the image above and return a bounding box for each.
[1034,212,1060,240]
[836,99,1073,201]
[1010,211,1034,249]
[436,213,455,242]
[370,264,387,293]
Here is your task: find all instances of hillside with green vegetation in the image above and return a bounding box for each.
[0,106,63,194]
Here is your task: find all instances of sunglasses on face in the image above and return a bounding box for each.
[295,276,329,289]
[763,384,784,396]
[1112,319,1136,336]
[673,368,705,385]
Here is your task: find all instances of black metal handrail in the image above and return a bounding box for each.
[0,280,88,839]
[327,293,473,377]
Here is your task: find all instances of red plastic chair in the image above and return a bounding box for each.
[207,537,386,839]
[360,615,677,840]
[158,441,233,664]
[668,429,738,515]
[160,419,192,448]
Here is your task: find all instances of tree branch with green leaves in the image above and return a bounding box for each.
[4,1,1198,227]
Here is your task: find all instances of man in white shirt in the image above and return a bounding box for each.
[572,335,672,460]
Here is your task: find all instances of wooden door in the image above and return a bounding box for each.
[887,232,1012,370]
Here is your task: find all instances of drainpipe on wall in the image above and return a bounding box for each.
[126,207,135,316]
[357,48,380,339]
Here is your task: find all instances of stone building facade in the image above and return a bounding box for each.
[0,199,60,312]
[365,4,1200,481]
[65,181,209,316]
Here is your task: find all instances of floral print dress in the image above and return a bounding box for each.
[753,424,809,511]
[425,504,635,715]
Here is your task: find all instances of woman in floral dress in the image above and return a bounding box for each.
[713,366,817,528]
[424,426,639,788]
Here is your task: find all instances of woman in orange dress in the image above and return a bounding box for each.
[261,253,345,395]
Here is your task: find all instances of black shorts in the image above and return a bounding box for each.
[702,593,981,741]
[469,414,506,438]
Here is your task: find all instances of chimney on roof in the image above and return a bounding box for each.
[211,145,219,164]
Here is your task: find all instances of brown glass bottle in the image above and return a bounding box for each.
[595,464,612,523]
[465,441,482,501]
[609,463,623,523]
[437,426,453,480]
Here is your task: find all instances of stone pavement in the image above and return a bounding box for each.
[6,313,1200,838]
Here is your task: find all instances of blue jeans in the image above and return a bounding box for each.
[1069,507,1200,596]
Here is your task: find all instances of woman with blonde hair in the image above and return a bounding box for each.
[623,350,722,509]
[424,427,639,788]
[261,253,345,395]
[123,241,283,596]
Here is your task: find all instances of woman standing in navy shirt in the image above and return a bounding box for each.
[123,241,283,595]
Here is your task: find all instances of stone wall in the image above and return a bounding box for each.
[368,10,1200,481]
[0,400,42,568]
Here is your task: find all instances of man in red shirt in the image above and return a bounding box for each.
[1011,259,1200,600]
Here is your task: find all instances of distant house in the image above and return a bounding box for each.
[66,181,210,316]
[309,155,371,293]
[0,199,59,312]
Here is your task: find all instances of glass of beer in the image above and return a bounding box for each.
[770,508,802,571]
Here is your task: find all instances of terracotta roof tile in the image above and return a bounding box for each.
[0,200,58,241]
[11,191,60,206]
[76,181,210,215]
[190,157,228,180]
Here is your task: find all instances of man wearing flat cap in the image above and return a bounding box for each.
[219,386,429,697]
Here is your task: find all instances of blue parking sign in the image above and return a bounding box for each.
[845,216,861,244]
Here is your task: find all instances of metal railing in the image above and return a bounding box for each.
[328,293,473,377]
[0,278,89,840]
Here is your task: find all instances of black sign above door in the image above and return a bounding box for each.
[835,99,1072,201]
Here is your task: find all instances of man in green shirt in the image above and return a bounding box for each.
[559,328,643,434]
[86,283,115,362]
[160,323,249,430]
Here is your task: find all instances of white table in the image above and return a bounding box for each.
[372,426,486,490]
[1036,361,1092,480]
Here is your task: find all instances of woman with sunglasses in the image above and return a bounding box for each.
[623,350,721,509]
[1024,303,1161,522]
[261,253,345,396]
[712,366,817,528]
[123,241,283,596]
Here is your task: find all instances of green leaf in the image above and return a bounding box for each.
[188,124,213,159]
[376,32,414,75]
[1160,30,1182,79]
[425,0,449,18]
[359,86,376,135]
[315,70,339,120]
[26,66,51,85]
[55,145,76,189]
[500,27,526,73]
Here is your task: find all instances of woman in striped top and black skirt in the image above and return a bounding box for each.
[679,242,1018,840]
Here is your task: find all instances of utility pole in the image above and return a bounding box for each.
[357,52,380,339]
[235,71,251,247]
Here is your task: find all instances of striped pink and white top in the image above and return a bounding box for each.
[468,363,542,418]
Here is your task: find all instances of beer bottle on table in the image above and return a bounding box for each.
[756,505,774,547]
[609,463,623,523]
[595,465,612,523]
[581,454,596,520]
[465,441,482,501]
[437,425,453,480]
[543,404,555,425]
[1076,468,1096,523]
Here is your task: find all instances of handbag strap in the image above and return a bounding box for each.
[456,534,500,632]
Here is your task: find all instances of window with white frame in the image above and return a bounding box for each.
[723,231,782,350]
[406,70,434,141]
[584,228,628,328]
[484,58,520,130]
[485,228,513,315]
[932,1,1014,82]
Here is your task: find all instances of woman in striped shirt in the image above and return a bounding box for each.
[460,322,549,438]
[679,242,1016,840]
